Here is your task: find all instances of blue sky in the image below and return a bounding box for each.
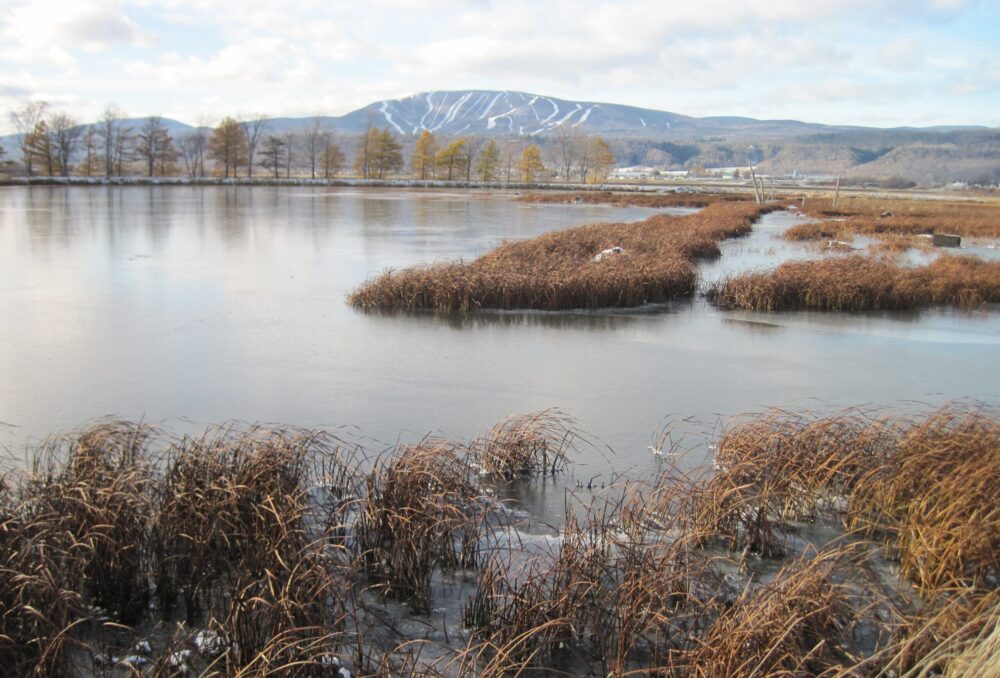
[1,0,998,133]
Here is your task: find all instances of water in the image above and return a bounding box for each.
[2,186,998,502]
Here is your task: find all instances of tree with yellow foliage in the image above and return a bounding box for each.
[476,140,500,182]
[411,130,437,180]
[435,139,468,181]
[518,144,546,182]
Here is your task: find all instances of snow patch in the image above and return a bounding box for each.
[437,91,474,130]
[572,106,594,127]
[478,92,504,120]
[538,97,560,126]
[419,91,436,130]
[380,102,404,135]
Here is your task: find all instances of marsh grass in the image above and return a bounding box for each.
[662,546,865,677]
[349,202,777,311]
[796,196,1000,240]
[2,405,998,676]
[847,407,1000,597]
[707,254,1000,311]
[471,409,577,479]
[519,190,749,209]
[354,441,489,612]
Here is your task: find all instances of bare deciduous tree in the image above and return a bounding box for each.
[9,101,48,176]
[48,113,83,177]
[303,118,327,179]
[136,117,175,177]
[238,114,268,178]
[97,105,132,177]
[178,121,209,178]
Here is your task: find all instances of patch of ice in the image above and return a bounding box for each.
[594,246,625,262]
[194,629,226,656]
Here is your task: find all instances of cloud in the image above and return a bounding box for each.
[57,7,152,50]
[0,0,996,131]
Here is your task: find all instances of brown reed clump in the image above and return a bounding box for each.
[783,222,851,242]
[209,545,352,675]
[354,441,488,612]
[519,190,750,209]
[707,254,1000,312]
[349,201,777,311]
[24,422,154,624]
[151,426,338,623]
[876,588,1000,677]
[848,407,1000,598]
[663,547,861,677]
[0,477,87,676]
[799,196,1000,239]
[471,409,577,479]
[463,490,717,677]
[692,411,898,557]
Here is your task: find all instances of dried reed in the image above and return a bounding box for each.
[708,254,1000,311]
[349,202,777,311]
[471,409,576,479]
[354,441,487,612]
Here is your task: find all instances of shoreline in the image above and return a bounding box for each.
[2,175,995,203]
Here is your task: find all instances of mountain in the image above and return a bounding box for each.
[2,90,998,184]
[311,90,843,139]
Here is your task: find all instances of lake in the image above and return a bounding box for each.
[1,186,998,502]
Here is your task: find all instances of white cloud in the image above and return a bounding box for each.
[0,0,996,131]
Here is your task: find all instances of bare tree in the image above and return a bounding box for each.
[551,125,579,182]
[282,130,297,178]
[48,113,83,176]
[238,114,268,178]
[501,138,524,183]
[26,121,56,175]
[113,123,134,176]
[82,126,97,176]
[136,117,174,177]
[463,136,485,182]
[303,118,327,179]
[97,105,132,177]
[8,101,48,175]
[178,128,208,178]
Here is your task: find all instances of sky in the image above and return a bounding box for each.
[1,0,999,134]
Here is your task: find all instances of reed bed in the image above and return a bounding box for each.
[707,254,1000,311]
[354,441,488,612]
[471,409,577,479]
[662,547,863,677]
[519,190,749,209]
[847,407,1000,597]
[462,491,718,677]
[2,405,998,676]
[349,202,777,311]
[796,196,1000,239]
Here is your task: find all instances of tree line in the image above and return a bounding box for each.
[3,102,615,183]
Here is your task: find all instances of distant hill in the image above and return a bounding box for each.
[2,90,998,184]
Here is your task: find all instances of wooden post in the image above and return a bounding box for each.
[749,163,762,204]
[801,195,807,209]
[833,175,841,209]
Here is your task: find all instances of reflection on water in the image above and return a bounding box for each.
[1,187,998,520]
